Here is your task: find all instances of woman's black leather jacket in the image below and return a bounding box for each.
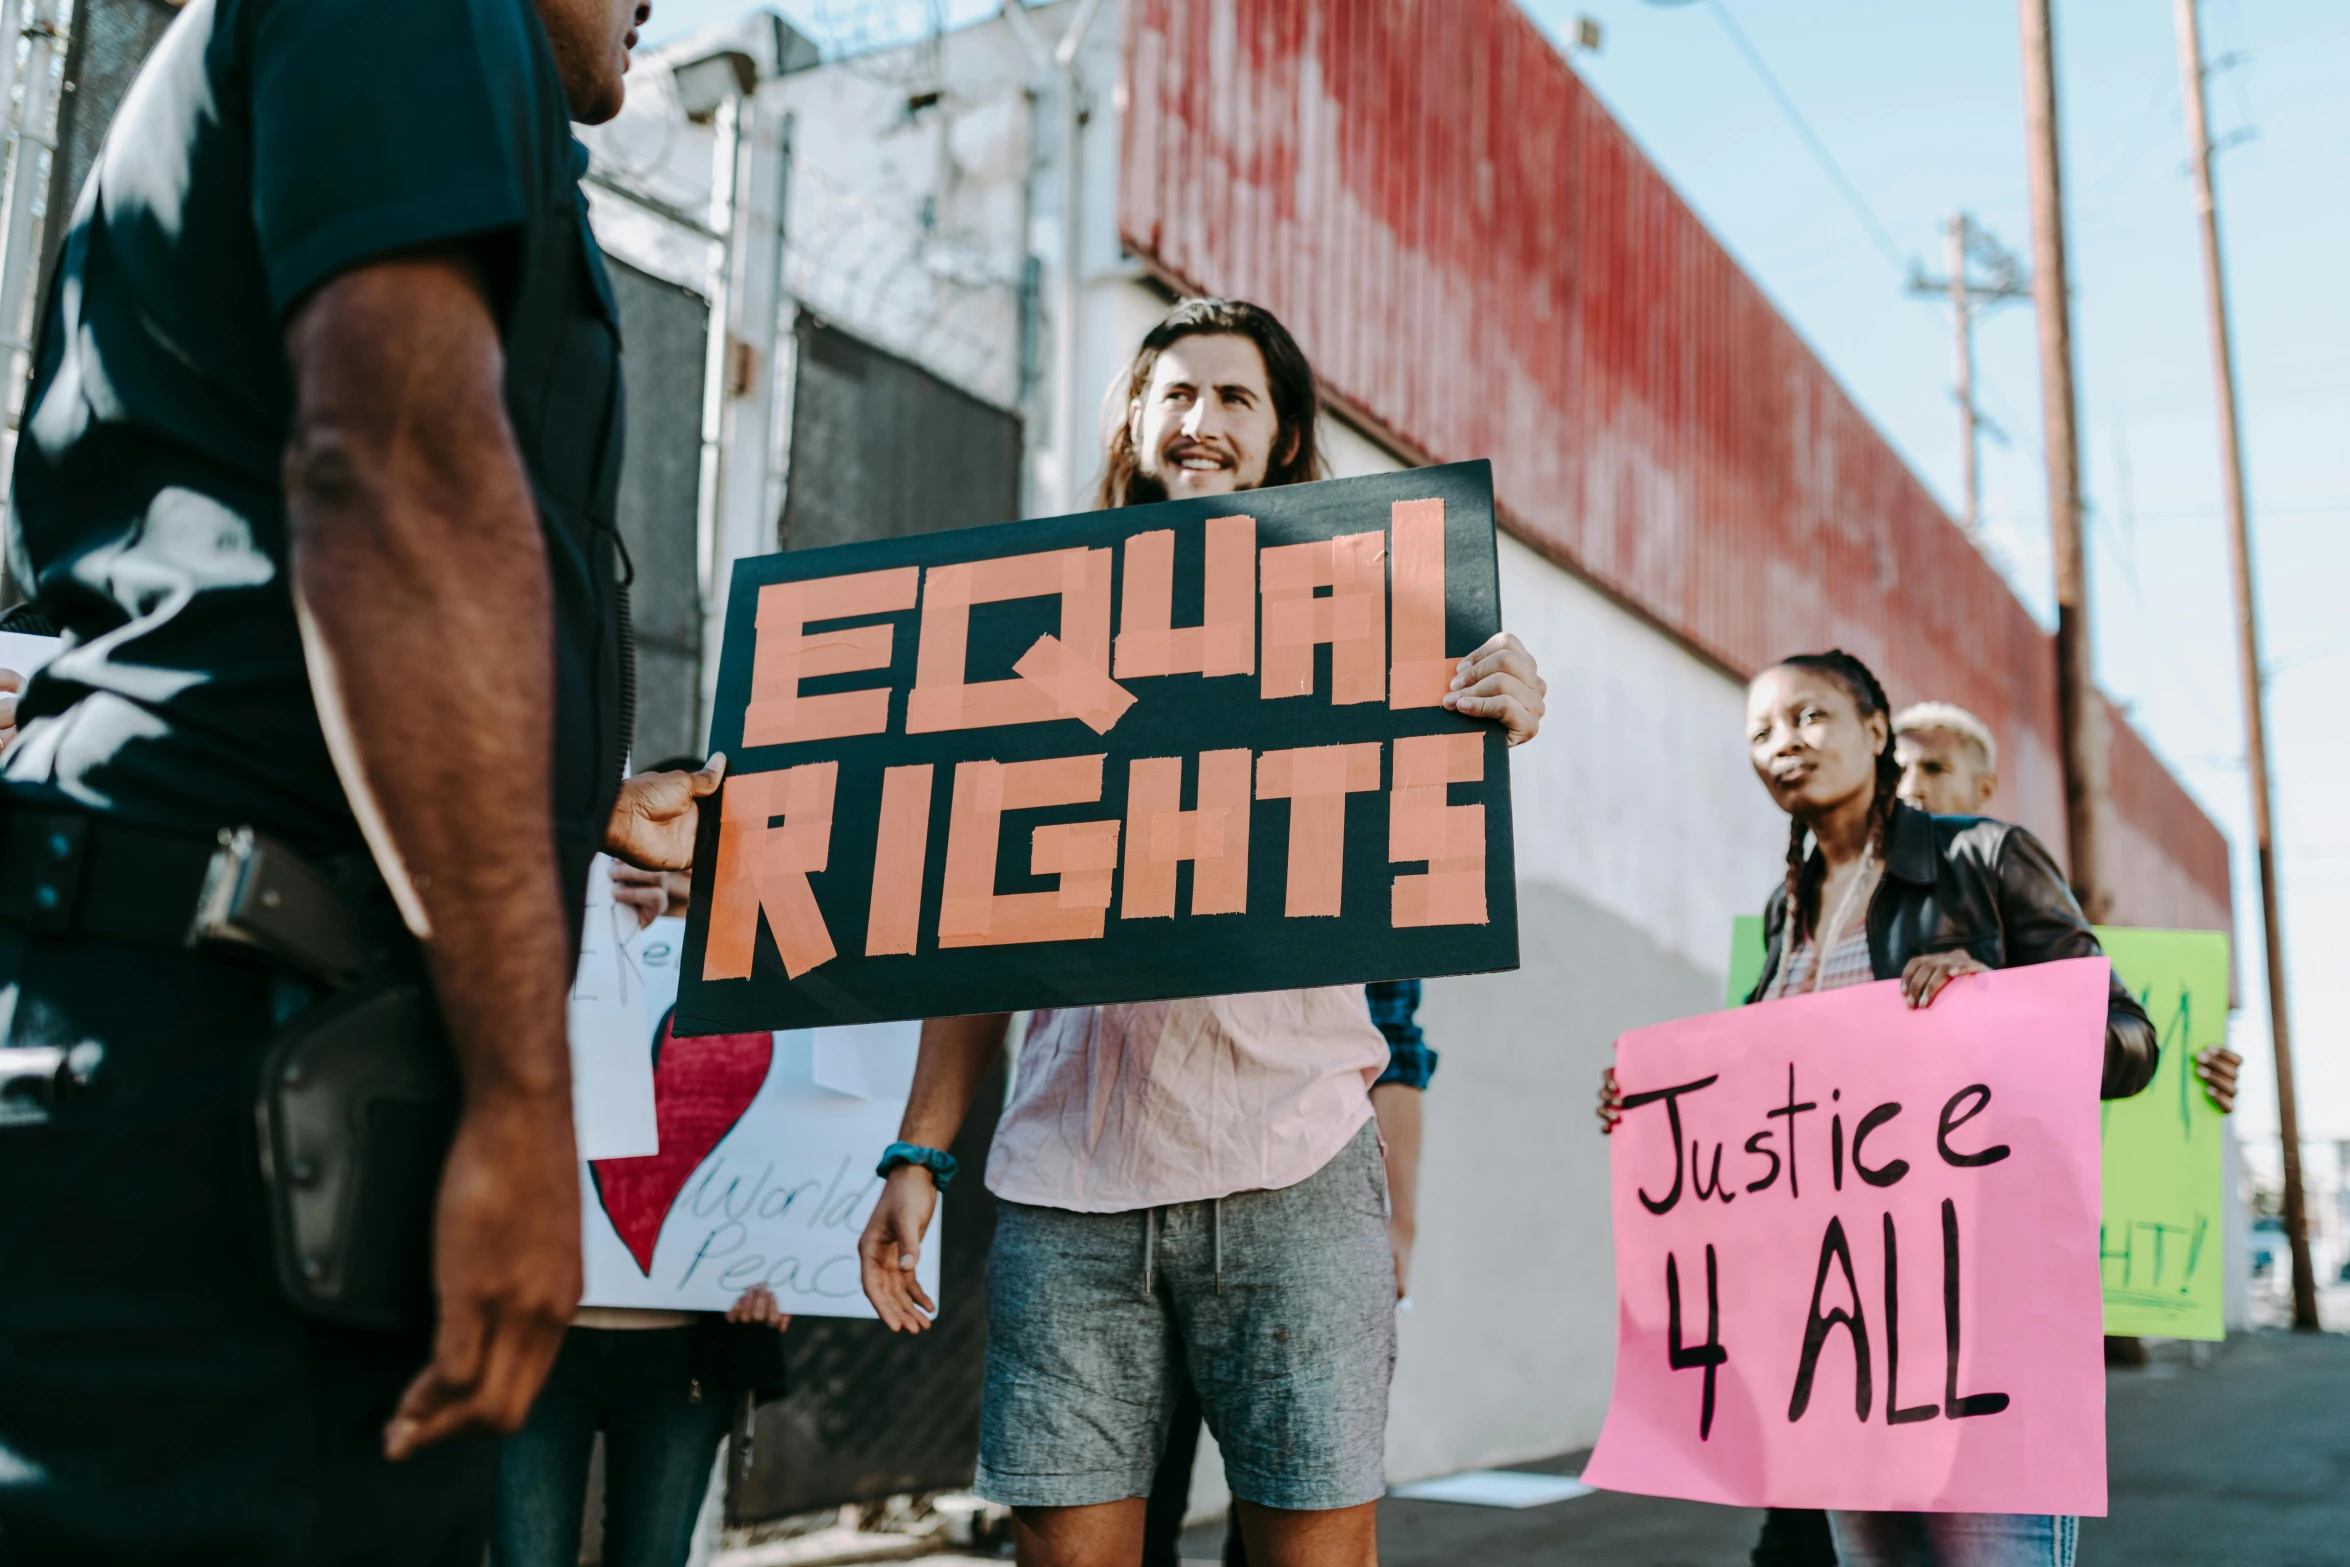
[1747,800,2157,1100]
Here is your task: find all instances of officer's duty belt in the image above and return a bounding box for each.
[0,808,395,985]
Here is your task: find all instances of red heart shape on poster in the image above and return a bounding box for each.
[590,1012,774,1275]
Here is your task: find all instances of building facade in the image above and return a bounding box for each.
[582,0,2237,1512]
[0,0,2242,1534]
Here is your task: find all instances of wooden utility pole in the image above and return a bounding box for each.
[1908,213,2029,538]
[1946,217,1982,536]
[2016,0,2110,922]
[2175,0,2317,1330]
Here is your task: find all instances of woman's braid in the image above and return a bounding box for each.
[1775,648,1898,943]
[1783,814,1816,945]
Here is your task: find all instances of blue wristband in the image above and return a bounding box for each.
[878,1142,958,1190]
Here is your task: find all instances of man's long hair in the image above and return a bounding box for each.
[1095,298,1325,509]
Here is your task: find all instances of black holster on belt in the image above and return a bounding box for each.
[255,973,455,1333]
[0,809,455,1332]
[212,827,456,1333]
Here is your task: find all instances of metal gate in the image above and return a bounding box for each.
[38,0,178,304]
[779,313,1025,553]
[606,259,709,768]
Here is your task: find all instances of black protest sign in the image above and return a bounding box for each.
[672,462,1517,1033]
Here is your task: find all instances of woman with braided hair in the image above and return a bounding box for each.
[1755,652,1906,1002]
[1596,648,2158,1567]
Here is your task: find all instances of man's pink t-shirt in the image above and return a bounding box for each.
[984,987,1388,1213]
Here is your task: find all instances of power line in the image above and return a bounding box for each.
[1654,0,1909,273]
[1629,0,2035,561]
[2269,630,2350,677]
[1906,212,2030,536]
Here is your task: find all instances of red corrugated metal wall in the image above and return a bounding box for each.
[1118,0,2229,928]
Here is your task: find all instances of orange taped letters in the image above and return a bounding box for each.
[1013,634,1138,734]
[742,568,920,746]
[1120,749,1252,919]
[1031,819,1122,910]
[1390,731,1487,927]
[1115,515,1257,679]
[863,764,934,956]
[1256,743,1381,917]
[1388,499,1452,709]
[938,755,1119,946]
[703,763,841,980]
[907,548,1120,733]
[1113,531,1177,678]
[1260,531,1385,704]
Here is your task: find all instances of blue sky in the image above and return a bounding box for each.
[642,0,2349,1161]
[1530,0,2349,1169]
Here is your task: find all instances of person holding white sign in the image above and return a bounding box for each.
[860,299,1546,1567]
[494,837,794,1567]
[1595,649,2170,1567]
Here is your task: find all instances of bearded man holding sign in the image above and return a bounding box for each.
[857,300,1543,1567]
[1594,651,2158,1567]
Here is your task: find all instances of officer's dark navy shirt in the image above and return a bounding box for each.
[2,0,626,911]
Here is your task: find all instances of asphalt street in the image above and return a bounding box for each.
[1173,1329,2350,1566]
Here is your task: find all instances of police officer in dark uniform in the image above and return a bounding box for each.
[0,0,721,1559]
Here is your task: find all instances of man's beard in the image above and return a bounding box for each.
[1127,462,1261,507]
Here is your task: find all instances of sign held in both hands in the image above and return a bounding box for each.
[676,463,1518,1033]
[1583,959,2112,1516]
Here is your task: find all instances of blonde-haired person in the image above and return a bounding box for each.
[1891,701,2000,817]
[1892,700,2239,1117]
[493,832,794,1567]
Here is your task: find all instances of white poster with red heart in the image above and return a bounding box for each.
[568,856,660,1160]
[575,914,939,1318]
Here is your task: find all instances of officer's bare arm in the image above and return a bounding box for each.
[282,248,579,1460]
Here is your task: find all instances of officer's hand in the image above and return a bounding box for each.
[0,667,22,751]
[1444,633,1545,746]
[857,1166,939,1334]
[606,754,726,871]
[384,1087,580,1460]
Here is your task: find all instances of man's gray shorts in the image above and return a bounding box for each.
[976,1119,1397,1512]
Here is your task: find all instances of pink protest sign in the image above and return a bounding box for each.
[1581,958,2111,1516]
